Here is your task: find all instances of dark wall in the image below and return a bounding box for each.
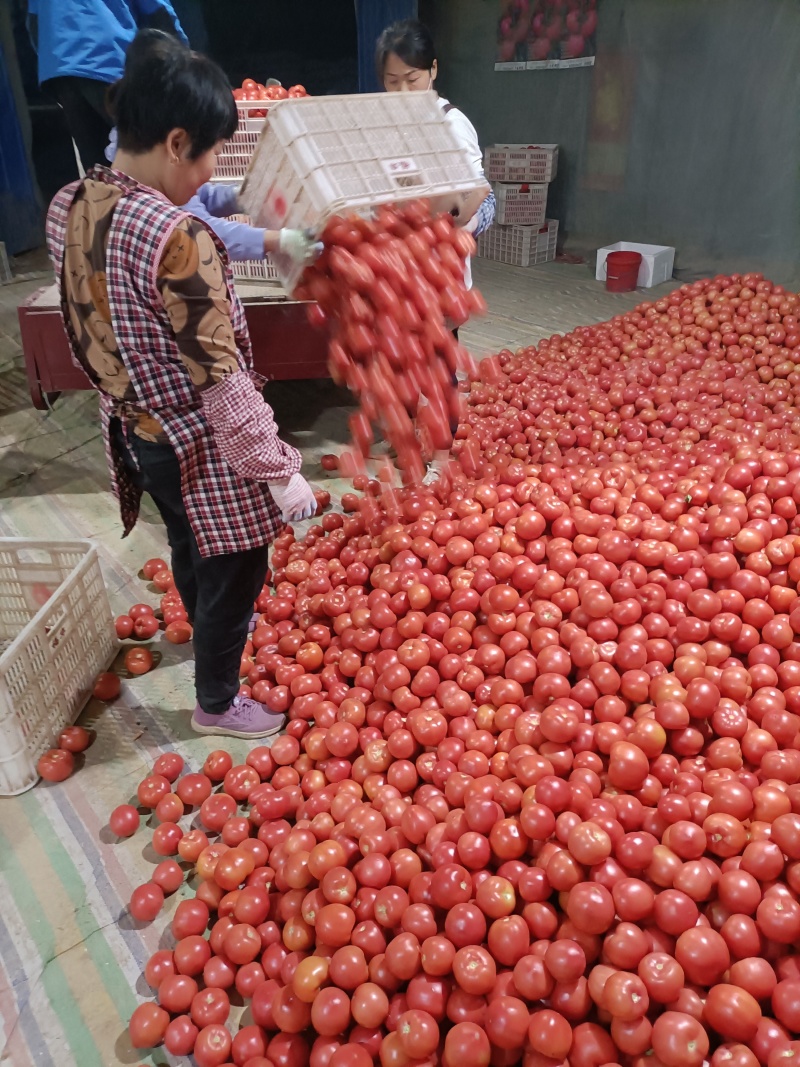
[201,0,357,96]
[422,0,800,286]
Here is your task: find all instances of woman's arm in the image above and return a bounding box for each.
[443,107,493,229]
[157,217,301,482]
[184,186,320,264]
[472,190,496,236]
[185,185,268,262]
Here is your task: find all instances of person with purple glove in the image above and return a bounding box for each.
[46,30,319,740]
[107,125,284,263]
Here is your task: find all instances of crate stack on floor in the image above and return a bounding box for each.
[477,144,559,267]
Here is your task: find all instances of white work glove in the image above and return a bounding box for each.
[278,229,324,265]
[269,472,317,522]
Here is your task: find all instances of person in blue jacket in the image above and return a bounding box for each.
[106,126,267,261]
[27,0,186,171]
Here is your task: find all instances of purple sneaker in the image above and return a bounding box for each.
[191,696,285,739]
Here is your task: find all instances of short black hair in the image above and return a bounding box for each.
[108,30,237,159]
[376,19,437,78]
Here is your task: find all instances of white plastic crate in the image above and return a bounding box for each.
[213,100,271,182]
[227,214,282,284]
[596,241,675,288]
[0,540,116,795]
[477,219,559,267]
[484,144,559,185]
[493,182,548,227]
[240,91,489,293]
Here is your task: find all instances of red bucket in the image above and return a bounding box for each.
[604,250,642,292]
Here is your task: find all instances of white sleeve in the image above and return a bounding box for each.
[444,108,484,175]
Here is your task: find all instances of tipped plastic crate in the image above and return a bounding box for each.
[484,144,559,185]
[213,100,272,182]
[227,214,282,284]
[477,219,559,267]
[0,540,116,795]
[240,91,489,293]
[493,182,548,227]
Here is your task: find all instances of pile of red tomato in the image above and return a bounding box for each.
[233,78,309,118]
[298,202,486,485]
[118,270,800,1067]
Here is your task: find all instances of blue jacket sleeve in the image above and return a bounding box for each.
[131,0,188,42]
[184,186,267,262]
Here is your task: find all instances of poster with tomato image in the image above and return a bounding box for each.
[496,0,598,71]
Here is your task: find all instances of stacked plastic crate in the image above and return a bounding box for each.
[477,144,559,267]
[213,99,281,285]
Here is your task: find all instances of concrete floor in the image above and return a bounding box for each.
[0,256,673,1066]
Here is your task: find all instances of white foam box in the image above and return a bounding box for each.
[595,242,675,288]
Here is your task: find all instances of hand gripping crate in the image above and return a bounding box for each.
[477,219,559,267]
[484,144,559,185]
[227,214,282,285]
[240,91,490,293]
[493,181,548,227]
[213,100,271,182]
[0,540,116,795]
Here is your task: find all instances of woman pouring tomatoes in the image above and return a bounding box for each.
[377,19,496,483]
[46,29,321,740]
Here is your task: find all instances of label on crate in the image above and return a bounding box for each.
[381,157,423,189]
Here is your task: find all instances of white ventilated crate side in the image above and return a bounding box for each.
[484,144,559,184]
[493,181,548,227]
[226,215,281,283]
[0,540,116,795]
[213,100,271,182]
[477,219,558,267]
[240,91,490,292]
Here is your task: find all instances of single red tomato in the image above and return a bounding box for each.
[137,774,171,808]
[133,615,160,640]
[153,751,184,781]
[58,725,94,752]
[93,672,121,700]
[125,647,154,675]
[129,1002,169,1049]
[129,882,165,922]
[37,748,74,782]
[142,557,168,580]
[129,602,155,620]
[109,804,140,837]
[115,614,134,639]
[152,569,174,593]
[153,859,184,894]
[193,1023,232,1067]
[165,621,193,644]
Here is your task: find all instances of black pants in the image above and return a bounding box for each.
[45,76,113,172]
[113,423,270,714]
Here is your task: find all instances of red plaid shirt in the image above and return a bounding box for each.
[47,168,300,557]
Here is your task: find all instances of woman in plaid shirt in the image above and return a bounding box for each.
[46,31,321,739]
